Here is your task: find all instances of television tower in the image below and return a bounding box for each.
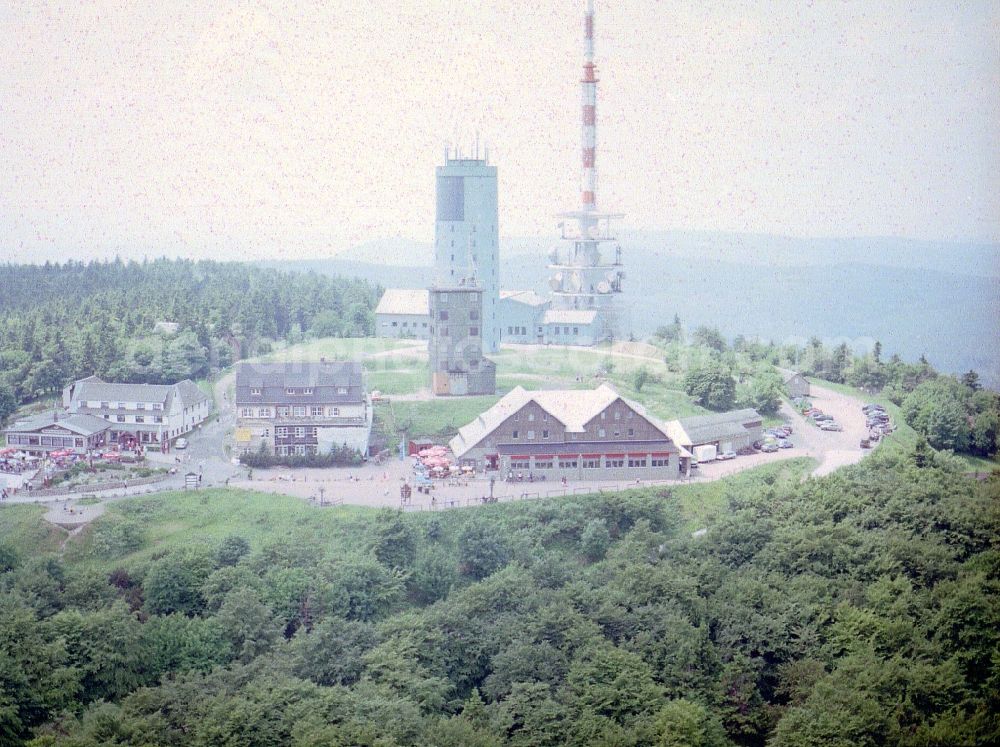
[548,0,625,341]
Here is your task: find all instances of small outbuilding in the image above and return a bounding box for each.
[665,408,764,455]
[785,372,810,398]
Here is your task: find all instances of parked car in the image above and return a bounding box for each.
[761,442,779,453]
[860,439,872,449]
[718,451,737,460]
[174,437,188,449]
[820,422,843,431]
[778,440,794,449]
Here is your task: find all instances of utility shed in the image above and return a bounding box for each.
[666,408,763,454]
[785,372,810,398]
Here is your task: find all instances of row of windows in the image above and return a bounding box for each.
[87,401,163,411]
[276,444,318,456]
[510,427,636,440]
[240,406,341,418]
[7,435,86,448]
[551,327,580,336]
[248,387,349,397]
[507,454,670,470]
[101,414,163,424]
[434,326,479,337]
[387,321,429,328]
[507,326,529,336]
[275,427,318,438]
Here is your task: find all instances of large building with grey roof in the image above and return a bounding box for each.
[61,376,211,450]
[234,360,372,458]
[664,408,764,455]
[449,383,683,480]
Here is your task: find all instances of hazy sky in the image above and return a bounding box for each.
[2,1,998,263]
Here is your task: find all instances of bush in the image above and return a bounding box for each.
[240,443,364,469]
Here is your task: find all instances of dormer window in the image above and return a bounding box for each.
[250,387,262,396]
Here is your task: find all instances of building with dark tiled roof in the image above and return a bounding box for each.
[3,411,112,455]
[664,408,763,454]
[234,360,372,457]
[61,376,211,449]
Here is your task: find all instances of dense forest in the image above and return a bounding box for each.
[0,259,379,419]
[0,447,996,746]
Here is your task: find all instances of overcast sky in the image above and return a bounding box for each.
[2,1,998,263]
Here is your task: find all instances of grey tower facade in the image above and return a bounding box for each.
[428,286,496,396]
[434,155,499,353]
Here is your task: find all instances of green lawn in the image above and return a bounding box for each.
[375,396,503,443]
[0,504,64,557]
[254,337,422,363]
[61,489,374,570]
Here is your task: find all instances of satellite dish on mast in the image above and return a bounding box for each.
[550,272,563,291]
[568,272,582,292]
[596,280,611,294]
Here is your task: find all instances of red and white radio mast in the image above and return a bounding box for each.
[581,0,598,213]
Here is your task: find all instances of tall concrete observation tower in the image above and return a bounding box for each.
[428,147,498,396]
[548,0,625,342]
[434,149,499,354]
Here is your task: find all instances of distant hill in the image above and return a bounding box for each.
[260,231,1000,386]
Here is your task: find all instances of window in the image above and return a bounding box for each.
[528,412,535,421]
[627,428,634,437]
[527,430,535,440]
[136,415,145,424]
[441,327,449,337]
[626,410,634,419]
[422,322,428,328]
[564,326,570,334]
[152,403,163,410]
[440,311,450,321]
[250,387,261,396]
[614,411,621,420]
[307,427,317,438]
[402,322,408,327]
[628,456,648,468]
[470,359,479,369]
[534,459,553,470]
[277,406,289,416]
[391,321,398,327]
[512,430,519,439]
[137,403,145,410]
[583,457,600,469]
[154,416,163,423]
[303,388,313,395]
[75,438,84,447]
[294,427,305,438]
[277,445,289,456]
[441,292,449,302]
[469,326,479,336]
[310,406,324,416]
[329,407,340,416]
[651,456,670,467]
[100,401,110,409]
[116,415,125,423]
[573,327,579,335]
[613,429,620,437]
[542,429,549,439]
[508,326,513,334]
[598,428,606,438]
[470,310,479,321]
[258,408,270,417]
[510,459,530,470]
[606,457,624,468]
[554,327,560,335]
[293,406,306,417]
[337,387,347,395]
[241,408,254,417]
[558,458,578,469]
[117,402,126,409]
[295,445,307,456]
[276,427,288,437]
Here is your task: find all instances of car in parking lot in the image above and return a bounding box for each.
[718,451,737,460]
[819,421,843,431]
[174,437,189,449]
[761,442,779,453]
[777,439,794,449]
